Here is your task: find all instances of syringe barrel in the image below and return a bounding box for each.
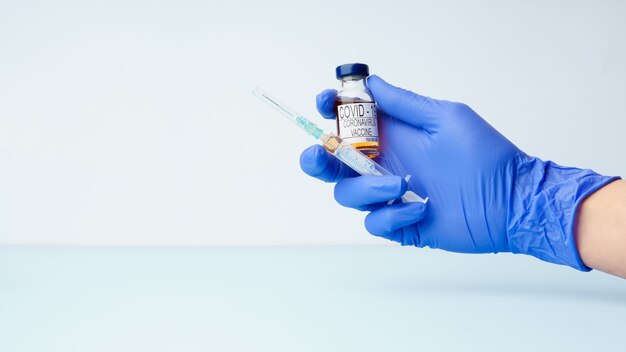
[333,140,390,176]
[333,140,428,204]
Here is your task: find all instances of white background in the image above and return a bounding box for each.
[1,0,625,246]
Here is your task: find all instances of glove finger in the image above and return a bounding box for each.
[316,89,337,119]
[354,202,386,212]
[334,175,406,209]
[367,75,440,131]
[300,144,358,183]
[364,202,428,239]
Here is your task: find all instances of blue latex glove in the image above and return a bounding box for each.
[300,75,619,271]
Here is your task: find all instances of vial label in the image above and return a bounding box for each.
[336,102,378,144]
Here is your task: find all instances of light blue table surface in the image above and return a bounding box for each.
[1,246,625,351]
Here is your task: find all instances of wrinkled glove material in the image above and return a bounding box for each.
[508,153,620,271]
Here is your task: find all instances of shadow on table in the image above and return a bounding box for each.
[383,277,626,306]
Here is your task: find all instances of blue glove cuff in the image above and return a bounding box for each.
[507,153,620,271]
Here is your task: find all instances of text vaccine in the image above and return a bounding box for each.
[334,63,379,158]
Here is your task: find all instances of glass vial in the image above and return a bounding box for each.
[334,63,379,158]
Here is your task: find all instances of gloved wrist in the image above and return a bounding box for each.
[507,152,620,271]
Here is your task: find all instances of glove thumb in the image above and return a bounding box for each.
[367,75,439,130]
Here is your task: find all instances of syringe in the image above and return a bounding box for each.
[252,87,427,204]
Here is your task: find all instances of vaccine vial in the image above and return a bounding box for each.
[335,63,379,158]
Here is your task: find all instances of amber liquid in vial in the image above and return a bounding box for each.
[335,98,380,158]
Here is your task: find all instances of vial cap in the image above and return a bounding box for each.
[335,63,369,79]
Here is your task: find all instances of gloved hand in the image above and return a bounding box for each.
[300,75,619,270]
